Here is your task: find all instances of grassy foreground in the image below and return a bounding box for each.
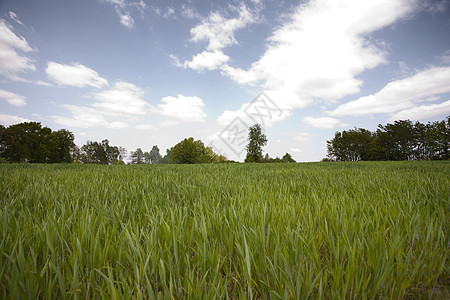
[0,162,448,299]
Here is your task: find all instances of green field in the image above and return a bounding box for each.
[0,162,448,299]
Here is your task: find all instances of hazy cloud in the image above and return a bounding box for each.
[0,89,27,107]
[0,20,36,81]
[303,116,347,129]
[328,66,450,116]
[53,105,128,129]
[0,114,31,126]
[389,100,450,121]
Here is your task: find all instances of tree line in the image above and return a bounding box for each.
[0,122,297,164]
[326,117,449,161]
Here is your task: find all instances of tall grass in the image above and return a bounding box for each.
[0,161,448,299]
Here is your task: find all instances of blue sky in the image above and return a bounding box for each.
[0,0,449,161]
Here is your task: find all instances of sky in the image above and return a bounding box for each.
[0,0,449,162]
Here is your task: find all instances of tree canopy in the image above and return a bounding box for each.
[0,122,75,163]
[169,137,226,164]
[327,117,449,161]
[245,123,268,162]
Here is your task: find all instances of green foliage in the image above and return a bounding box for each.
[282,152,296,163]
[149,145,162,164]
[0,122,75,163]
[170,137,226,164]
[327,117,449,161]
[80,140,120,164]
[0,162,448,298]
[245,123,268,162]
[130,148,145,164]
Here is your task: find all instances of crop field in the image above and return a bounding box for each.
[0,162,448,299]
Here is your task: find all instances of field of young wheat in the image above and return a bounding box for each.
[0,161,448,299]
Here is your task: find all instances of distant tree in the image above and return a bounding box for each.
[170,137,205,164]
[47,129,76,163]
[118,147,127,162]
[103,140,120,164]
[149,145,162,163]
[326,117,449,161]
[130,148,145,164]
[377,120,416,160]
[327,128,373,161]
[282,153,296,163]
[0,122,75,163]
[160,148,172,164]
[245,123,267,163]
[169,138,226,164]
[79,139,119,164]
[81,141,107,164]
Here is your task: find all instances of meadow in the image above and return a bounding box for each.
[0,161,448,299]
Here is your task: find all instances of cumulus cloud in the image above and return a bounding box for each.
[389,100,450,121]
[183,50,230,71]
[179,4,257,71]
[53,105,128,129]
[328,66,450,116]
[0,89,26,107]
[217,92,292,127]
[217,0,417,128]
[0,20,36,81]
[46,62,108,89]
[156,94,207,122]
[190,5,255,51]
[221,0,416,108]
[93,81,149,115]
[303,116,347,129]
[0,114,31,126]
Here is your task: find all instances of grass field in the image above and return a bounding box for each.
[0,162,448,299]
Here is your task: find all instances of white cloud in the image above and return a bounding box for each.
[190,5,255,51]
[0,89,26,107]
[180,4,257,71]
[294,132,310,143]
[119,14,135,29]
[8,12,24,26]
[0,20,36,81]
[153,6,175,19]
[103,0,146,29]
[53,80,151,129]
[0,114,31,126]
[53,105,128,129]
[389,100,450,121]
[93,81,149,115]
[136,124,156,130]
[328,66,450,116]
[303,116,346,129]
[221,0,416,109]
[35,80,52,86]
[290,148,302,153]
[216,92,292,128]
[46,62,108,88]
[183,50,229,71]
[180,5,200,20]
[157,94,207,122]
[437,49,450,65]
